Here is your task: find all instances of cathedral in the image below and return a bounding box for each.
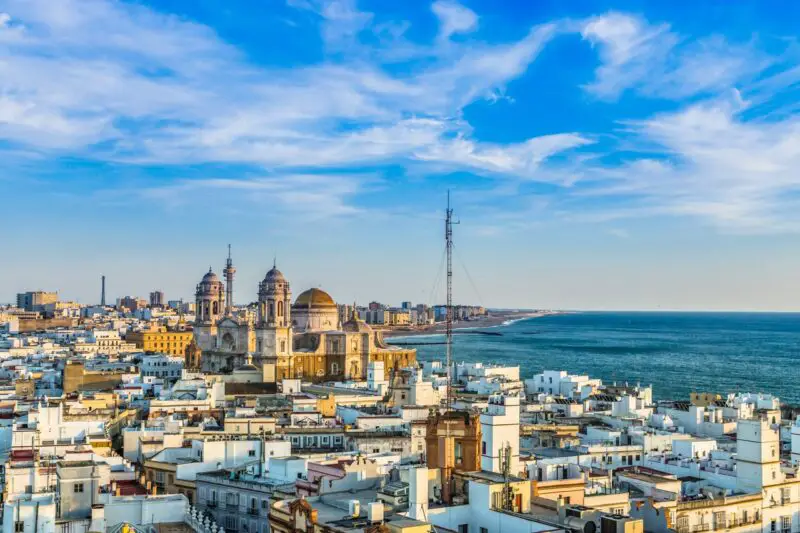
[187,250,416,383]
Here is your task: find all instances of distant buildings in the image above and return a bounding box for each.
[150,290,165,307]
[16,290,58,312]
[117,295,147,311]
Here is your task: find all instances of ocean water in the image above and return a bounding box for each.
[393,312,800,404]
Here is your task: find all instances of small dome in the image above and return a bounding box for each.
[264,266,285,283]
[202,268,220,283]
[293,288,336,308]
[343,315,372,333]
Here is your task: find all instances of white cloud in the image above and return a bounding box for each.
[416,132,592,180]
[3,0,799,234]
[136,174,366,220]
[569,96,800,232]
[432,0,478,41]
[0,0,576,186]
[580,12,768,100]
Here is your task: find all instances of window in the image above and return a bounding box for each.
[74,483,85,493]
[781,517,791,533]
[458,525,468,533]
[249,450,256,457]
[482,441,486,455]
[771,520,777,533]
[225,516,237,530]
[15,522,24,533]
[480,528,488,533]
[676,516,689,533]
[714,512,726,529]
[781,488,791,504]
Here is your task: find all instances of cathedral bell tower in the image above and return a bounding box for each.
[256,261,292,382]
[194,267,225,352]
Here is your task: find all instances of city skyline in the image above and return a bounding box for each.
[3,1,800,310]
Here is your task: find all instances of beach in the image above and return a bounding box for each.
[380,310,561,337]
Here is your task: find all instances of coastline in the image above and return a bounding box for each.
[381,310,563,338]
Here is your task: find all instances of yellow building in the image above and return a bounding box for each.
[126,327,193,356]
[690,392,722,407]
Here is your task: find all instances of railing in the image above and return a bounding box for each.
[247,508,258,516]
[691,524,711,533]
[185,506,224,533]
[205,501,217,508]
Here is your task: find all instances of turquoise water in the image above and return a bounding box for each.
[397,312,800,404]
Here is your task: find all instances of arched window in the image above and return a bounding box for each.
[277,301,284,317]
[212,301,218,315]
[269,301,275,320]
[331,362,340,375]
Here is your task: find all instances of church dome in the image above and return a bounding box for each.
[202,269,220,283]
[293,288,336,308]
[264,266,285,283]
[197,268,224,296]
[342,315,372,333]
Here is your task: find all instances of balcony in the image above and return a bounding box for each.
[226,502,239,510]
[247,508,259,516]
[206,501,217,508]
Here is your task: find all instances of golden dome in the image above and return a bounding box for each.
[293,288,336,308]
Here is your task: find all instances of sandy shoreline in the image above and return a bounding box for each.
[380,310,563,338]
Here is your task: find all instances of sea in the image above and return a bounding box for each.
[391,312,800,404]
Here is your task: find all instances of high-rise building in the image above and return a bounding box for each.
[149,290,165,307]
[401,301,413,310]
[16,291,58,312]
[117,296,147,311]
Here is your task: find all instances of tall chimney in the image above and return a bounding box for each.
[101,275,106,306]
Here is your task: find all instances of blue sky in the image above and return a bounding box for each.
[2,0,800,310]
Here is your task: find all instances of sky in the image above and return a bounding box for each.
[1,0,800,311]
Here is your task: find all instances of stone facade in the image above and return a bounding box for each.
[193,253,416,381]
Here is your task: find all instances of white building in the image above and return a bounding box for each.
[792,417,800,466]
[455,362,520,383]
[525,370,601,400]
[480,394,520,476]
[141,354,184,382]
[736,418,782,491]
[367,361,388,394]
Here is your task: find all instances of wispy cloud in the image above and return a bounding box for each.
[134,173,368,220]
[580,12,769,100]
[0,0,574,182]
[432,0,478,42]
[2,0,800,234]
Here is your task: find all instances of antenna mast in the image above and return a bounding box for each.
[445,191,458,411]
